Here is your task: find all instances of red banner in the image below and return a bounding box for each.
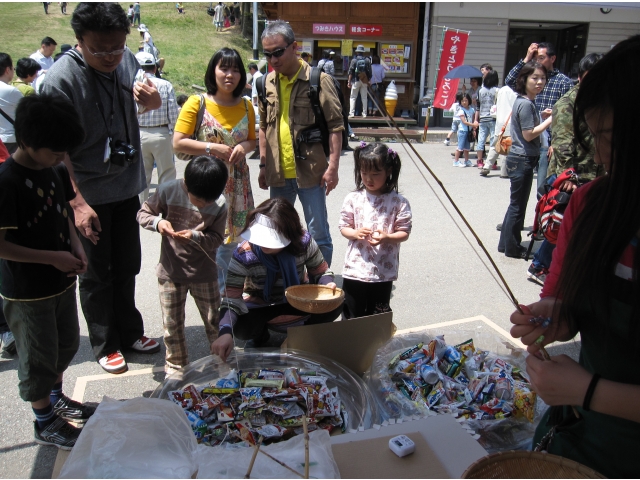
[433,30,469,110]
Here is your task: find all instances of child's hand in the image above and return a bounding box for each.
[157,220,175,237]
[211,334,234,362]
[368,230,387,246]
[354,227,372,241]
[69,244,88,276]
[50,251,85,274]
[173,230,193,245]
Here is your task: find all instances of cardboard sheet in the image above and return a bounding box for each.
[330,415,488,478]
[332,432,450,479]
[285,312,394,376]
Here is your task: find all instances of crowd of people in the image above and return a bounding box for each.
[0,4,639,476]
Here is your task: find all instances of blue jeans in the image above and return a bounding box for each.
[532,239,555,270]
[476,120,496,152]
[536,145,549,195]
[216,242,237,294]
[457,130,470,151]
[270,179,333,266]
[498,154,539,256]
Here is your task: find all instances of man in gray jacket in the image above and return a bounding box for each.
[41,2,162,374]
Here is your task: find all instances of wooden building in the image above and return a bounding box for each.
[261,2,422,114]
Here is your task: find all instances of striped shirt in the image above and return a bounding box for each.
[505,60,573,134]
[219,232,333,330]
[137,73,179,132]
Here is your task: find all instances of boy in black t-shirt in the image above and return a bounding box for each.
[0,95,96,450]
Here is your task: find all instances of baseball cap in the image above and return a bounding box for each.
[329,50,335,55]
[135,52,156,66]
[137,24,148,32]
[240,214,291,249]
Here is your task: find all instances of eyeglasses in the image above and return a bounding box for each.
[82,41,126,58]
[264,42,293,59]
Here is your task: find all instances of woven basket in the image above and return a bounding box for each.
[462,451,606,479]
[285,285,344,314]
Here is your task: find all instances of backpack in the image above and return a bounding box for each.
[532,168,579,244]
[255,68,349,154]
[354,56,371,84]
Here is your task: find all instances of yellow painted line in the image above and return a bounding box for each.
[71,366,165,402]
[396,315,525,349]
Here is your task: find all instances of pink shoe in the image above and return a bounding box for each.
[477,162,484,168]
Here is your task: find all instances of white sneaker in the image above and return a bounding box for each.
[130,335,160,353]
[98,351,128,374]
[443,139,450,146]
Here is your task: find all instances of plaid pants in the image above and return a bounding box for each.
[158,279,220,370]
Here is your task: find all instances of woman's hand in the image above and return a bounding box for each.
[526,353,591,406]
[541,108,553,120]
[510,298,574,354]
[210,143,233,162]
[326,282,337,293]
[228,144,246,165]
[211,334,234,362]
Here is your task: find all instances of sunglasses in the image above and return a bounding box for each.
[264,42,293,59]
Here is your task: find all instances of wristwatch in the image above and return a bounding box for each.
[205,143,211,155]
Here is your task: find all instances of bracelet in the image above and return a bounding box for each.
[582,373,601,411]
[259,164,266,169]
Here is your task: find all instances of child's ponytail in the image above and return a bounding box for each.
[385,147,401,193]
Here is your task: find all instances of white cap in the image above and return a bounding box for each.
[240,213,291,249]
[138,24,148,32]
[355,45,365,53]
[135,52,156,66]
[329,50,335,55]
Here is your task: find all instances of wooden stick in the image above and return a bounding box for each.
[257,449,305,478]
[244,435,263,479]
[303,416,310,479]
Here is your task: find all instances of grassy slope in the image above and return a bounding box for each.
[0,2,255,95]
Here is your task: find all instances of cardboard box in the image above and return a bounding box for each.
[284,312,395,377]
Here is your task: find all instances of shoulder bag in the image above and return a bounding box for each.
[494,111,512,155]
[175,94,205,161]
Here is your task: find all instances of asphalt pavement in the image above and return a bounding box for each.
[0,139,580,478]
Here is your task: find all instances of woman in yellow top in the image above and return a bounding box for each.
[173,47,256,291]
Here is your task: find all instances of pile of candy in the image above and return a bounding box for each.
[383,337,536,422]
[167,367,347,446]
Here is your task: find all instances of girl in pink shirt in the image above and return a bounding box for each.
[339,142,412,319]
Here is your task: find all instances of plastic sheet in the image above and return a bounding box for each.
[58,396,198,479]
[151,349,380,433]
[194,429,340,478]
[364,330,548,453]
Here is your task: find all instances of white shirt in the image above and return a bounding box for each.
[0,81,24,143]
[250,70,263,103]
[30,50,54,72]
[494,86,517,137]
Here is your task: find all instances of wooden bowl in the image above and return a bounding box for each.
[285,285,344,314]
[462,451,606,479]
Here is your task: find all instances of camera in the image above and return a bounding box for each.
[109,139,138,166]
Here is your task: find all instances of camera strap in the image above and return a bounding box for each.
[80,51,132,148]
